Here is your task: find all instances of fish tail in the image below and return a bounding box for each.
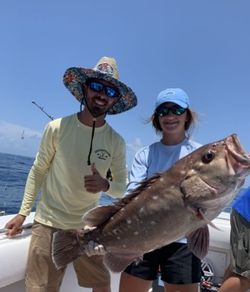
[52,229,84,269]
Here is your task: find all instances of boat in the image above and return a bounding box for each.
[0,212,118,292]
[0,211,231,292]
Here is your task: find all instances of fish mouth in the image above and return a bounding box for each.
[187,134,250,202]
[226,134,250,174]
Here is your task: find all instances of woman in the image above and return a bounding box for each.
[119,88,202,292]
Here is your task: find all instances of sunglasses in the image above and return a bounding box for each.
[86,79,120,98]
[156,105,186,117]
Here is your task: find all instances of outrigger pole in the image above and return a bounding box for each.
[31,101,54,120]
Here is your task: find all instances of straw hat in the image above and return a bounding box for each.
[63,56,137,114]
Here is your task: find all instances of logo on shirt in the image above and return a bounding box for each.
[95,149,111,160]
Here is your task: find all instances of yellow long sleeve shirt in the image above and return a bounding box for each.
[19,114,127,229]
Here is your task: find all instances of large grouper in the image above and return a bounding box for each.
[52,134,250,272]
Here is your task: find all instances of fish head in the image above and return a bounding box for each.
[179,134,250,217]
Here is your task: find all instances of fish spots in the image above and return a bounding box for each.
[112,229,120,235]
[139,207,145,213]
[50,134,250,273]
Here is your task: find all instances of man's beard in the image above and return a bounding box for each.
[90,105,107,117]
[86,96,111,117]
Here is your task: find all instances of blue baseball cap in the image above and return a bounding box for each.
[155,88,190,110]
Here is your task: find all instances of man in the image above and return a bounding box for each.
[219,187,250,292]
[5,56,137,292]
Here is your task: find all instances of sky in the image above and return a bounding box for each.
[0,0,250,184]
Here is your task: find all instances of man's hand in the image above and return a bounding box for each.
[4,214,26,238]
[84,163,110,193]
[85,240,106,257]
[82,225,106,257]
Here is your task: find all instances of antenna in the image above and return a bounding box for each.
[32,101,54,120]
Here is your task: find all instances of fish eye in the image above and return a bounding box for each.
[202,151,215,163]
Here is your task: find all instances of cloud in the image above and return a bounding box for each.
[0,120,42,157]
[126,137,144,168]
[127,137,143,153]
[0,121,146,167]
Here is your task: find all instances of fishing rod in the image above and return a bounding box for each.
[0,102,54,215]
[1,100,112,214]
[31,101,113,180]
[32,101,54,120]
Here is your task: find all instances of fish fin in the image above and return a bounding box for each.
[52,229,83,269]
[123,173,162,200]
[116,173,162,207]
[196,208,222,231]
[83,173,163,227]
[209,221,221,230]
[103,252,139,273]
[187,225,209,259]
[83,205,121,227]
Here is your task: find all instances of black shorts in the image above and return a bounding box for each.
[124,242,202,284]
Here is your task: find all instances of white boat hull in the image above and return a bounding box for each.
[0,212,231,291]
[0,266,121,292]
[0,213,121,292]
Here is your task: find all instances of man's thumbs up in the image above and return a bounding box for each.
[91,163,99,175]
[84,163,110,193]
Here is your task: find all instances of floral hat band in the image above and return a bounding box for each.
[63,56,138,115]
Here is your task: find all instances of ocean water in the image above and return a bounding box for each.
[0,152,34,214]
[0,152,246,216]
[0,152,116,215]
